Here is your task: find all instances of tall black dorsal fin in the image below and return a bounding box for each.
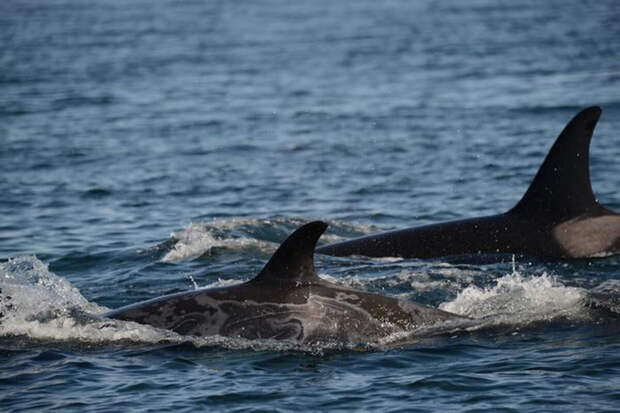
[252,221,327,285]
[510,106,603,222]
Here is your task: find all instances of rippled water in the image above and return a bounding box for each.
[2,0,620,411]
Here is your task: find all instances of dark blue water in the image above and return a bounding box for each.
[2,0,620,411]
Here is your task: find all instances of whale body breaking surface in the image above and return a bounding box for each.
[316,107,620,260]
[105,222,466,343]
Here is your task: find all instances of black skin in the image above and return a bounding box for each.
[316,106,620,260]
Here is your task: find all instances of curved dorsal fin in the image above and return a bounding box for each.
[251,221,327,285]
[510,106,603,222]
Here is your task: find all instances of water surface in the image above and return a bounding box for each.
[2,0,620,411]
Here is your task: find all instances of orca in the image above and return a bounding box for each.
[105,222,465,343]
[316,106,620,260]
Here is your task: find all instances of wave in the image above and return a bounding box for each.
[0,256,169,344]
[439,270,589,326]
[2,256,617,353]
[0,256,378,353]
[160,217,378,263]
[161,222,276,262]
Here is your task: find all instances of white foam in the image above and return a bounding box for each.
[0,257,370,353]
[1,255,595,351]
[0,256,192,345]
[1,256,104,315]
[161,217,378,263]
[162,222,275,262]
[439,270,587,324]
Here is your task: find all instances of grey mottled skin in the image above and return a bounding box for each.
[316,107,620,260]
[106,222,464,342]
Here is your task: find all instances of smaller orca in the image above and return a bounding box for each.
[105,222,465,343]
[316,106,620,260]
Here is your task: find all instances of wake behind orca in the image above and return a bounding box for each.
[105,222,466,343]
[316,107,620,260]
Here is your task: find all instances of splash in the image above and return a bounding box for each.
[0,255,102,317]
[439,270,588,325]
[160,217,376,263]
[0,256,393,353]
[0,256,178,344]
[2,255,597,352]
[161,222,275,262]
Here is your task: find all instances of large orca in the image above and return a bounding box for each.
[105,222,465,343]
[316,106,620,260]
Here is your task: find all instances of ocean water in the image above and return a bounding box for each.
[2,0,620,411]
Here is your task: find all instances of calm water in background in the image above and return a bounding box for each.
[2,0,620,411]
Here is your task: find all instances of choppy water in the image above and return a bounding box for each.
[2,0,620,411]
